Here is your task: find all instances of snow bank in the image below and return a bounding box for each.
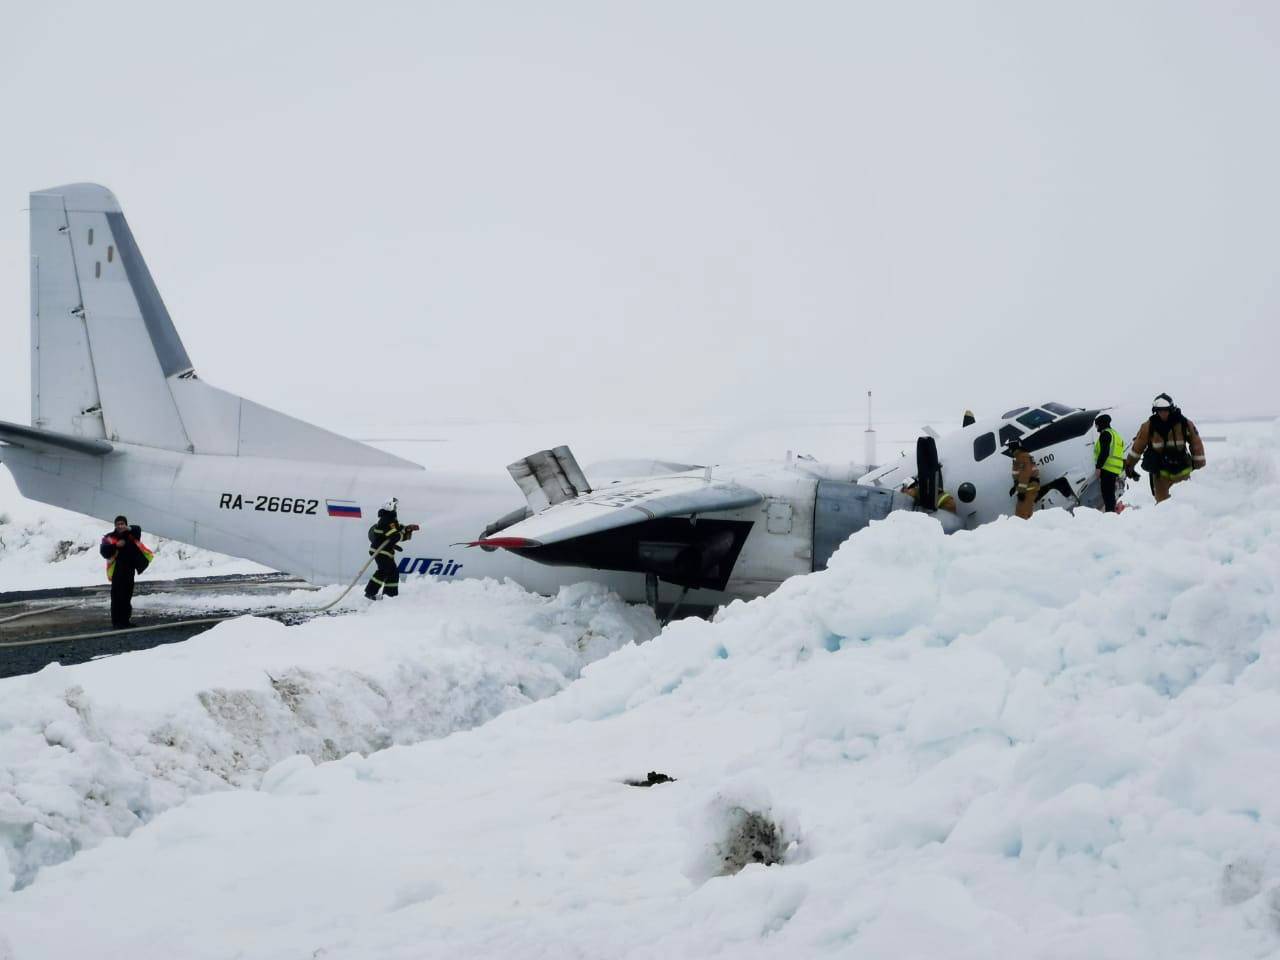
[0,579,656,891]
[0,472,263,591]
[1,425,1278,959]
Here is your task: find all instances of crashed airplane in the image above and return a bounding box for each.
[0,184,1138,610]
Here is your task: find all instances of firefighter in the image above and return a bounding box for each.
[1007,440,1040,519]
[99,515,154,629]
[1125,393,1206,503]
[901,481,958,513]
[1092,413,1127,513]
[364,498,420,599]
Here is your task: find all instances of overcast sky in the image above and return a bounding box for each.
[1,1,1276,441]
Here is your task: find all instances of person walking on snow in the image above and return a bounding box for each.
[1125,393,1206,503]
[365,498,419,599]
[99,515,153,629]
[1092,413,1127,513]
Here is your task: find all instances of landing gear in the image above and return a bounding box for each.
[645,572,691,627]
[662,585,691,627]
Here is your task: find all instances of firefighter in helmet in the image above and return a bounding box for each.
[365,498,420,599]
[1124,393,1205,503]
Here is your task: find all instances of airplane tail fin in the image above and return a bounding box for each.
[29,184,415,468]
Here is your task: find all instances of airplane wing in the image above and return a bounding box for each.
[472,474,763,548]
[0,420,114,457]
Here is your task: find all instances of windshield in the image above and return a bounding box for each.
[1015,408,1056,429]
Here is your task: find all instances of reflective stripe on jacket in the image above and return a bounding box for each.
[1126,417,1206,471]
[368,520,413,557]
[101,533,154,581]
[1094,427,1126,475]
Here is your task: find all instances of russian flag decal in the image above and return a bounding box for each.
[326,499,362,518]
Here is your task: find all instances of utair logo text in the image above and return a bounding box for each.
[397,557,464,577]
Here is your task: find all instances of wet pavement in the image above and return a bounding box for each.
[0,574,320,678]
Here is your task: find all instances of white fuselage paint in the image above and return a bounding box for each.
[861,404,1144,526]
[1,446,818,605]
[1,402,1141,606]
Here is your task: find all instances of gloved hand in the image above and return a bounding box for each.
[1125,466,1140,481]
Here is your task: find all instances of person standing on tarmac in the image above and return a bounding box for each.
[1007,440,1040,519]
[1124,393,1206,503]
[99,515,154,629]
[365,498,420,600]
[1092,413,1127,513]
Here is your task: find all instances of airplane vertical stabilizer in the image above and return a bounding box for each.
[27,183,418,469]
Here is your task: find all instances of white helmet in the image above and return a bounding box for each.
[1151,393,1175,411]
[381,497,399,513]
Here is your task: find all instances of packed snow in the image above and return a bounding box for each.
[0,419,1277,958]
[0,579,656,892]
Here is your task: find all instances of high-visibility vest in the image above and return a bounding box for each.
[105,537,154,581]
[1095,427,1126,476]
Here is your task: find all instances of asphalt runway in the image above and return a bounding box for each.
[0,574,321,679]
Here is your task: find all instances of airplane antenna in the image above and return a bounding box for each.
[863,390,877,469]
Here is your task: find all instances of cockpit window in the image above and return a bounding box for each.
[973,432,997,462]
[1020,410,1098,453]
[1015,408,1056,429]
[998,424,1024,446]
[1001,406,1029,419]
[1042,402,1077,416]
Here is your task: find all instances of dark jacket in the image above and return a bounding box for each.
[368,511,414,557]
[100,526,153,581]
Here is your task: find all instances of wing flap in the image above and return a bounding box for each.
[472,474,763,548]
[0,419,114,457]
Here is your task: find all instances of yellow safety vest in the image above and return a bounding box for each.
[1094,427,1126,476]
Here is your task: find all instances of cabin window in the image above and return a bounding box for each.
[87,228,94,245]
[1001,406,1029,419]
[973,432,997,462]
[94,262,101,278]
[107,245,114,263]
[1015,408,1056,429]
[998,424,1024,446]
[1042,402,1077,416]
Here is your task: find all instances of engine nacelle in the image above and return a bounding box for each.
[812,481,917,571]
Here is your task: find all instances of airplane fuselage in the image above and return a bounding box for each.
[1,444,829,606]
[3,402,1147,608]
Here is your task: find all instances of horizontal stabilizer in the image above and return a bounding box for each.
[473,474,763,548]
[0,419,113,457]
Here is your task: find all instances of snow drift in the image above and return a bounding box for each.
[0,580,656,891]
[0,423,1278,958]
